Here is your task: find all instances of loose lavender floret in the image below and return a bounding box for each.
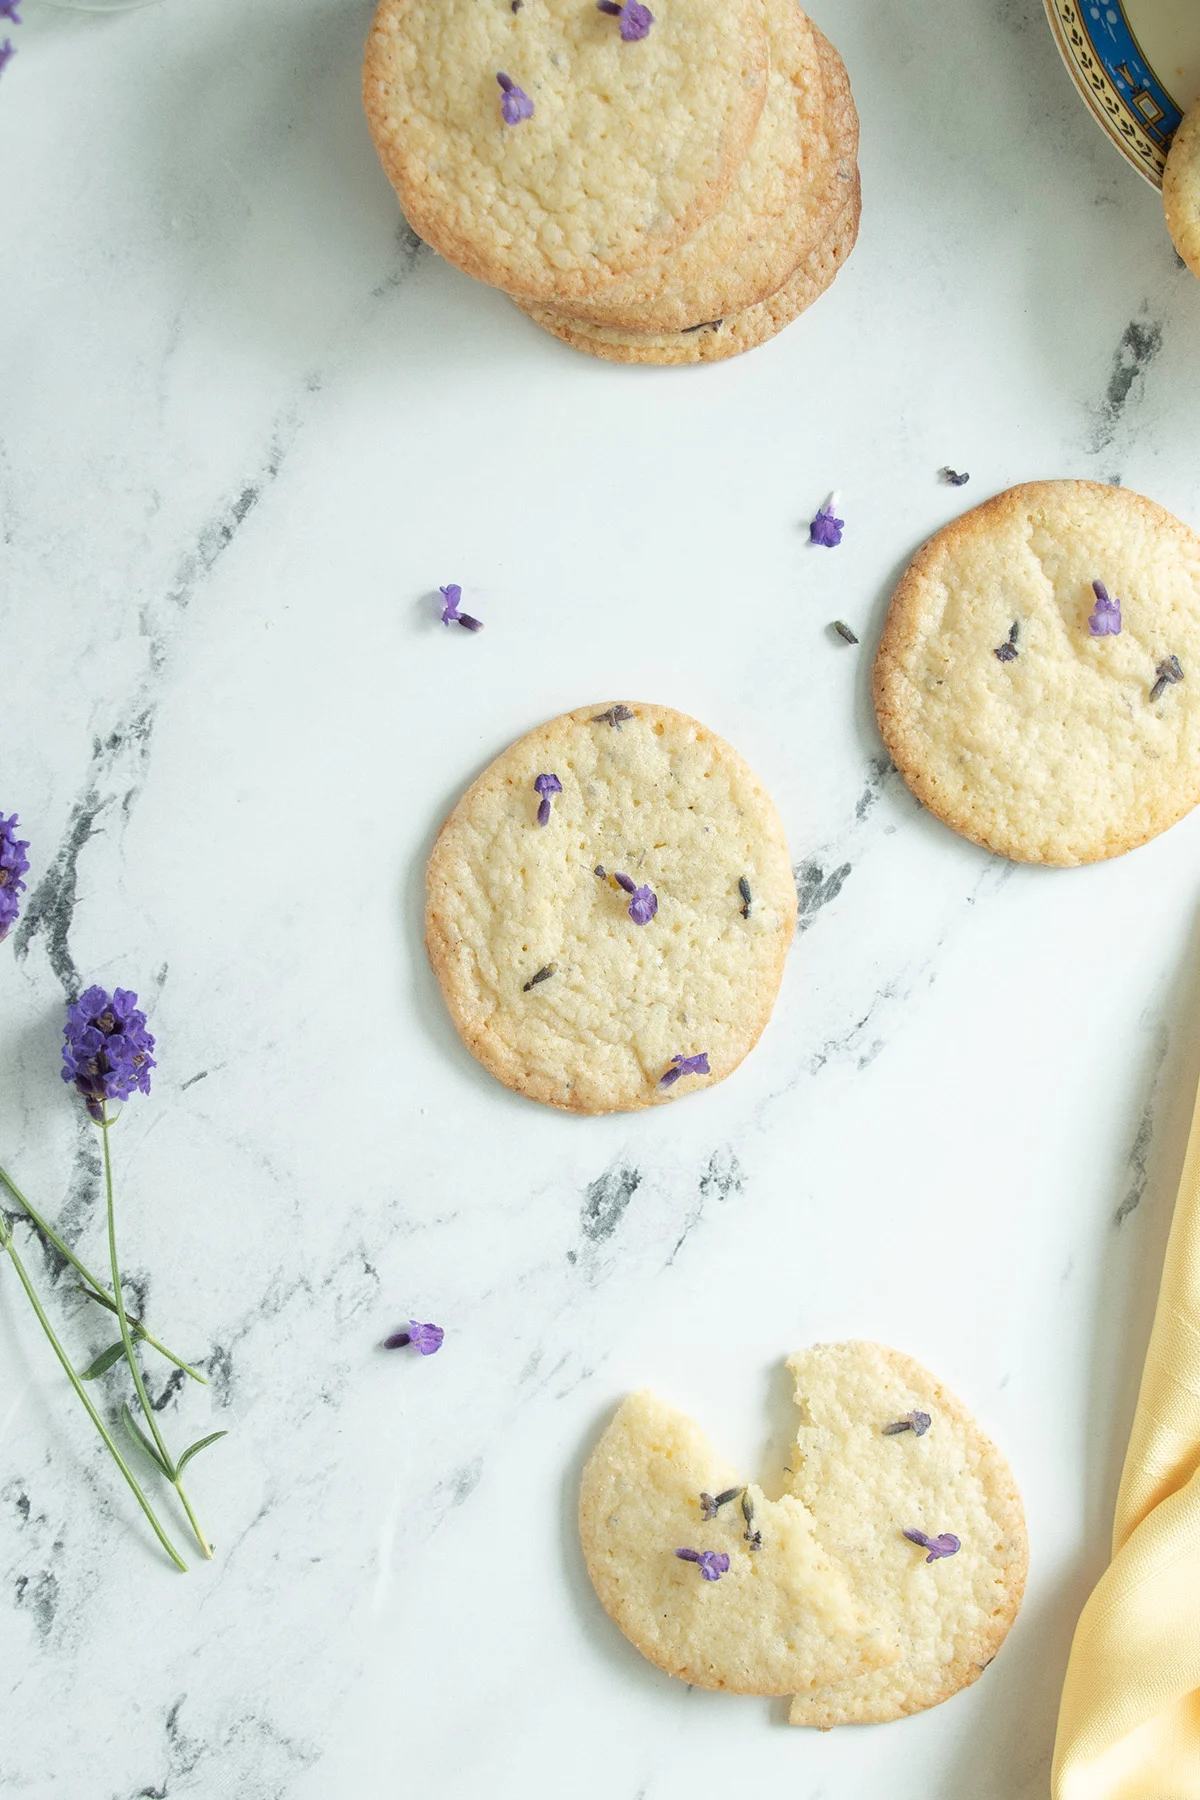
[596,0,653,39]
[534,772,562,826]
[675,1547,730,1581]
[994,621,1019,663]
[439,584,483,632]
[0,2,21,22]
[614,872,657,925]
[738,876,751,918]
[741,1490,762,1550]
[941,468,970,486]
[523,964,556,991]
[903,1527,960,1562]
[883,1410,932,1437]
[1088,580,1122,637]
[594,864,606,879]
[660,1052,711,1088]
[809,493,844,548]
[591,705,634,728]
[1150,655,1184,703]
[833,620,859,644]
[699,1485,743,1520]
[496,72,534,125]
[0,812,30,943]
[384,1320,444,1355]
[0,38,13,74]
[61,987,156,1122]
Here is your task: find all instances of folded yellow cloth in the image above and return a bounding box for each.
[1054,1071,1200,1798]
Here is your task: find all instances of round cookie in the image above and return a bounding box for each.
[785,1342,1027,1727]
[363,0,769,305]
[873,481,1200,865]
[577,1343,1026,1717]
[425,703,797,1114]
[541,16,859,333]
[1164,96,1200,278]
[578,1389,895,1694]
[520,175,860,364]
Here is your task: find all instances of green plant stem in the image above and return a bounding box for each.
[0,1214,188,1572]
[0,1160,206,1385]
[100,1110,213,1560]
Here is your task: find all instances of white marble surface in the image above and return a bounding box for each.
[3,0,1200,1793]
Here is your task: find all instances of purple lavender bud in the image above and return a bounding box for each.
[614,872,637,894]
[0,1,21,22]
[0,38,14,75]
[534,773,562,827]
[61,987,157,1122]
[675,1547,730,1581]
[660,1052,711,1088]
[1088,579,1122,637]
[903,1528,960,1562]
[597,0,653,37]
[384,1319,444,1355]
[496,71,534,125]
[612,872,657,923]
[0,813,31,943]
[809,495,844,548]
[439,584,483,632]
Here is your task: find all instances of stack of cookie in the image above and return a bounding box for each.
[363,0,860,366]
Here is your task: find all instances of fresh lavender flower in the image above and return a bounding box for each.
[61,988,156,1122]
[903,1528,960,1562]
[1088,580,1122,637]
[676,1547,730,1581]
[439,584,483,632]
[614,872,658,925]
[809,493,844,547]
[383,1320,444,1355]
[1150,655,1185,703]
[0,813,30,943]
[0,40,13,76]
[660,1052,711,1088]
[0,1,21,22]
[496,72,534,125]
[597,0,653,39]
[699,1486,742,1519]
[534,773,562,826]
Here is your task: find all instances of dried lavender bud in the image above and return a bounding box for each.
[941,468,970,486]
[511,0,522,9]
[1088,579,1122,637]
[61,988,157,1122]
[496,71,534,125]
[738,876,751,918]
[699,1486,743,1519]
[659,1052,710,1088]
[596,0,653,36]
[809,493,844,548]
[1150,655,1185,703]
[591,705,634,728]
[833,621,859,644]
[384,1320,444,1355]
[439,584,484,631]
[0,812,30,943]
[675,1547,730,1581]
[593,865,606,879]
[534,772,562,826]
[0,38,13,75]
[614,873,657,924]
[682,318,723,333]
[903,1528,960,1562]
[741,1491,762,1549]
[883,1411,932,1437]
[523,964,557,992]
[993,621,1019,663]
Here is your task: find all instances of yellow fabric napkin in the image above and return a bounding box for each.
[1054,1069,1200,1798]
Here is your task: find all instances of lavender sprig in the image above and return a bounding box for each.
[675,1547,730,1581]
[63,990,221,1561]
[496,72,534,125]
[0,813,30,942]
[614,872,657,925]
[597,0,653,39]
